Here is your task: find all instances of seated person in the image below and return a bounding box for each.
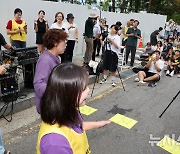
[135,50,165,85]
[163,47,174,64]
[152,41,163,53]
[140,42,153,62]
[166,50,180,76]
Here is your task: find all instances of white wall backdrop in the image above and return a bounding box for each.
[0,0,166,56]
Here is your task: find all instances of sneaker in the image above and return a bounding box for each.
[166,70,170,76]
[100,78,107,84]
[134,77,139,82]
[178,75,180,78]
[137,81,147,86]
[169,70,174,77]
[112,82,117,87]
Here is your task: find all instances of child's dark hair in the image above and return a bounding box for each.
[40,63,89,127]
[14,8,22,14]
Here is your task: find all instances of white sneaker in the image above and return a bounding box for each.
[169,70,174,77]
[178,75,180,78]
[137,81,147,86]
[100,78,107,84]
[112,82,117,87]
[134,77,139,82]
[166,70,170,75]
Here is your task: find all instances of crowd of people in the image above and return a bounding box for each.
[0,7,180,154]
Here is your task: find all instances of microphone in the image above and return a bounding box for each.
[18,27,22,36]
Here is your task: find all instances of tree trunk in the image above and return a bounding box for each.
[112,0,115,12]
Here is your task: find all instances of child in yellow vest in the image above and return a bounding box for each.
[36,63,111,154]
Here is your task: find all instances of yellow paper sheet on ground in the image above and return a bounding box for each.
[109,114,137,129]
[157,136,180,154]
[79,105,97,116]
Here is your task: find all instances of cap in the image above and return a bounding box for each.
[67,13,74,19]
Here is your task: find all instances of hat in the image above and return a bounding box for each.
[67,13,74,19]
[89,12,97,18]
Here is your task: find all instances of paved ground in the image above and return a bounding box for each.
[1,70,180,154]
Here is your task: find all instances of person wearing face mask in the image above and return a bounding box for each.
[34,10,49,54]
[135,50,164,86]
[6,8,27,48]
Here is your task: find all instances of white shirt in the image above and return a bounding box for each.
[93,23,101,38]
[177,25,180,32]
[148,59,164,75]
[165,22,170,31]
[105,34,122,54]
[50,22,68,33]
[64,22,77,40]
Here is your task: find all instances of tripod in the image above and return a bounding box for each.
[91,38,125,97]
[159,90,180,118]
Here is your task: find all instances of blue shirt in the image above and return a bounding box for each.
[33,50,60,113]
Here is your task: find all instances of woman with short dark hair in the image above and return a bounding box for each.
[36,63,111,154]
[34,29,68,113]
[34,10,49,54]
[6,8,27,48]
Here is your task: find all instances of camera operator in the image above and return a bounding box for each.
[84,12,97,64]
[97,18,108,56]
[100,25,122,87]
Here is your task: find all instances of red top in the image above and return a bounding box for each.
[6,20,23,29]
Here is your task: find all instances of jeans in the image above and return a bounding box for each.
[11,40,26,48]
[0,129,5,154]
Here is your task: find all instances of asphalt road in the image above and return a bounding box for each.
[1,73,180,154]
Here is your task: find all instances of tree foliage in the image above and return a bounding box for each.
[44,0,180,23]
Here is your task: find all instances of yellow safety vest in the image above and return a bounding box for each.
[36,122,91,154]
[123,26,130,39]
[10,19,26,42]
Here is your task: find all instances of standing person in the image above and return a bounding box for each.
[0,36,11,153]
[50,12,68,63]
[84,12,97,64]
[122,21,131,46]
[50,12,68,33]
[6,8,27,48]
[150,27,163,46]
[96,18,108,56]
[63,13,78,62]
[0,33,15,50]
[36,63,111,154]
[34,10,49,54]
[125,20,141,67]
[100,25,122,87]
[34,29,67,113]
[92,17,101,61]
[164,19,173,39]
